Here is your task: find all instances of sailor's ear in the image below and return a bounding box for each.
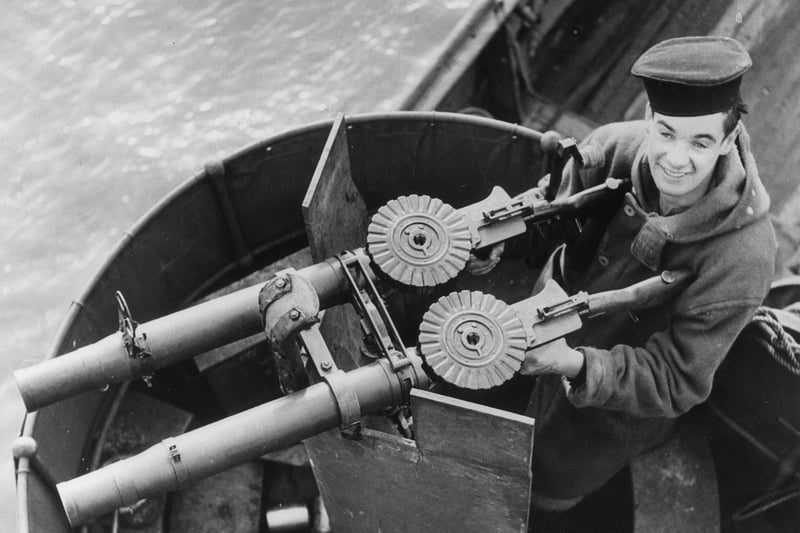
[720,121,741,155]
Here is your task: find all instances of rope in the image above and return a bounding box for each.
[726,306,800,521]
[748,307,800,376]
[732,484,800,522]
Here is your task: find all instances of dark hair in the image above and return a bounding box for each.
[723,97,748,136]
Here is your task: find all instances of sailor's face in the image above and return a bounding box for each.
[645,111,736,210]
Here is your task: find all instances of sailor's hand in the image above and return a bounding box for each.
[520,338,585,377]
[465,243,505,276]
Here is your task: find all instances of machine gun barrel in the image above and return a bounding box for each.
[14,258,353,412]
[57,355,428,527]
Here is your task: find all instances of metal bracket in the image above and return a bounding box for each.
[323,370,362,432]
[298,323,339,377]
[459,186,528,250]
[257,271,295,316]
[483,198,531,223]
[537,292,589,320]
[545,137,580,201]
[337,255,408,362]
[162,437,191,489]
[115,291,154,387]
[259,271,321,393]
[334,251,423,401]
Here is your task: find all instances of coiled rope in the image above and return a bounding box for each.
[729,305,800,522]
[747,307,800,376]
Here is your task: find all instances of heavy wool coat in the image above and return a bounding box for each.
[528,120,776,500]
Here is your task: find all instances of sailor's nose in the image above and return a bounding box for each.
[664,143,691,168]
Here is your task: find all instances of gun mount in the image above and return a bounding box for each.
[13,114,703,532]
[14,131,623,412]
[17,237,692,527]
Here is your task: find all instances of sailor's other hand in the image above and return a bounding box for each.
[520,338,585,377]
[465,243,504,276]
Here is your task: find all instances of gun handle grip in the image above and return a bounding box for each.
[587,269,693,315]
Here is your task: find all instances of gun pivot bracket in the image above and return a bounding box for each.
[259,270,321,393]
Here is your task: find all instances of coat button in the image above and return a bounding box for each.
[623,205,635,216]
[597,255,609,266]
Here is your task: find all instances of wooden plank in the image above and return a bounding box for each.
[301,113,372,370]
[318,306,372,371]
[412,389,536,474]
[301,113,368,262]
[304,388,535,533]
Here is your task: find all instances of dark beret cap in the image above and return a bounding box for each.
[631,36,752,116]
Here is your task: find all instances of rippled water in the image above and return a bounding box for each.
[0,0,473,526]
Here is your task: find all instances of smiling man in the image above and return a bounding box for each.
[648,112,739,213]
[515,37,778,530]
